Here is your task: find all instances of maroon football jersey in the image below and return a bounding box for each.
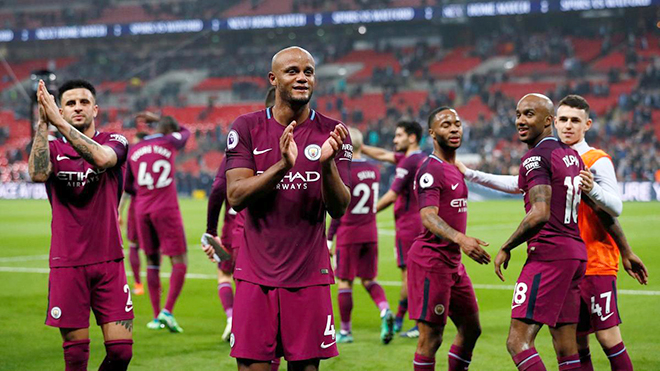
[517,137,587,261]
[226,108,352,288]
[333,159,380,246]
[408,155,468,273]
[125,127,189,214]
[391,151,426,239]
[46,131,128,268]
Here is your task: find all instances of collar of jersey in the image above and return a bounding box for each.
[352,158,367,162]
[62,130,99,143]
[266,107,316,124]
[571,140,592,156]
[429,154,444,163]
[534,136,558,148]
[407,149,423,156]
[144,133,164,140]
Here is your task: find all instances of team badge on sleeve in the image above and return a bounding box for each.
[420,173,434,188]
[50,306,62,319]
[305,144,322,161]
[227,130,239,150]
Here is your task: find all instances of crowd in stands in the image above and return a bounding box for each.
[1,8,659,193]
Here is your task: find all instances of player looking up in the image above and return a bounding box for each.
[125,116,190,333]
[361,120,427,337]
[327,127,394,345]
[29,79,133,371]
[225,46,352,371]
[408,107,490,371]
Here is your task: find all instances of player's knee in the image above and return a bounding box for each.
[505,335,523,356]
[171,253,187,265]
[337,279,353,289]
[103,339,133,369]
[595,326,622,349]
[146,254,160,266]
[62,339,90,370]
[360,279,372,288]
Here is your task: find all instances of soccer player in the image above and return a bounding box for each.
[125,116,190,332]
[28,79,133,370]
[361,121,427,337]
[409,107,490,371]
[225,46,352,371]
[554,95,647,371]
[496,94,587,371]
[327,127,394,344]
[457,94,649,370]
[204,155,244,341]
[119,132,148,296]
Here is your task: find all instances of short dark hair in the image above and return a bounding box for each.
[558,95,590,115]
[427,106,453,128]
[396,120,423,144]
[157,116,180,134]
[57,79,96,103]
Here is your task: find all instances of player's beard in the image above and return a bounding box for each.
[436,135,460,152]
[69,118,92,134]
[280,87,313,107]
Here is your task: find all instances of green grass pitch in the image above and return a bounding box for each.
[0,199,658,370]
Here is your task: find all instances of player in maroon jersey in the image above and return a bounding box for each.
[327,127,394,345]
[119,132,148,296]
[408,107,490,371]
[361,121,427,337]
[28,79,133,371]
[495,94,587,371]
[125,116,190,333]
[225,46,352,371]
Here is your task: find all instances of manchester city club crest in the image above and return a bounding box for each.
[227,130,239,150]
[51,306,62,319]
[434,304,445,316]
[304,144,322,161]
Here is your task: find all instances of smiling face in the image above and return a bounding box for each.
[269,47,315,107]
[555,105,591,146]
[59,88,98,133]
[515,94,553,147]
[428,108,463,151]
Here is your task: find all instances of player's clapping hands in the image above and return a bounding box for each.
[280,120,298,168]
[458,234,491,265]
[320,124,348,163]
[622,251,649,285]
[579,168,594,193]
[37,80,61,124]
[494,248,511,282]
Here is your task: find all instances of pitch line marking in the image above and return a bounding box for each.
[0,266,658,297]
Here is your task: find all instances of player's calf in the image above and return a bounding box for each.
[62,339,90,371]
[99,339,133,371]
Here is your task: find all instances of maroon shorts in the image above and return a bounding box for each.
[230,280,338,362]
[395,233,416,268]
[577,275,622,335]
[46,259,134,328]
[407,261,479,326]
[218,245,239,274]
[511,259,586,327]
[335,242,378,281]
[126,206,137,243]
[136,208,187,257]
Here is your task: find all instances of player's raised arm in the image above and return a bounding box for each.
[28,98,52,182]
[227,121,297,211]
[362,144,396,163]
[37,80,119,169]
[495,184,551,281]
[420,206,490,264]
[320,124,351,219]
[456,160,521,195]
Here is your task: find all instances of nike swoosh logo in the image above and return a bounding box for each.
[320,341,336,349]
[600,312,614,321]
[56,155,70,161]
[511,304,522,310]
[125,306,133,312]
[339,158,351,161]
[451,183,459,190]
[253,148,273,155]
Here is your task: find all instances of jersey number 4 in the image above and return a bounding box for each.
[137,160,173,190]
[563,176,582,224]
[351,183,379,214]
